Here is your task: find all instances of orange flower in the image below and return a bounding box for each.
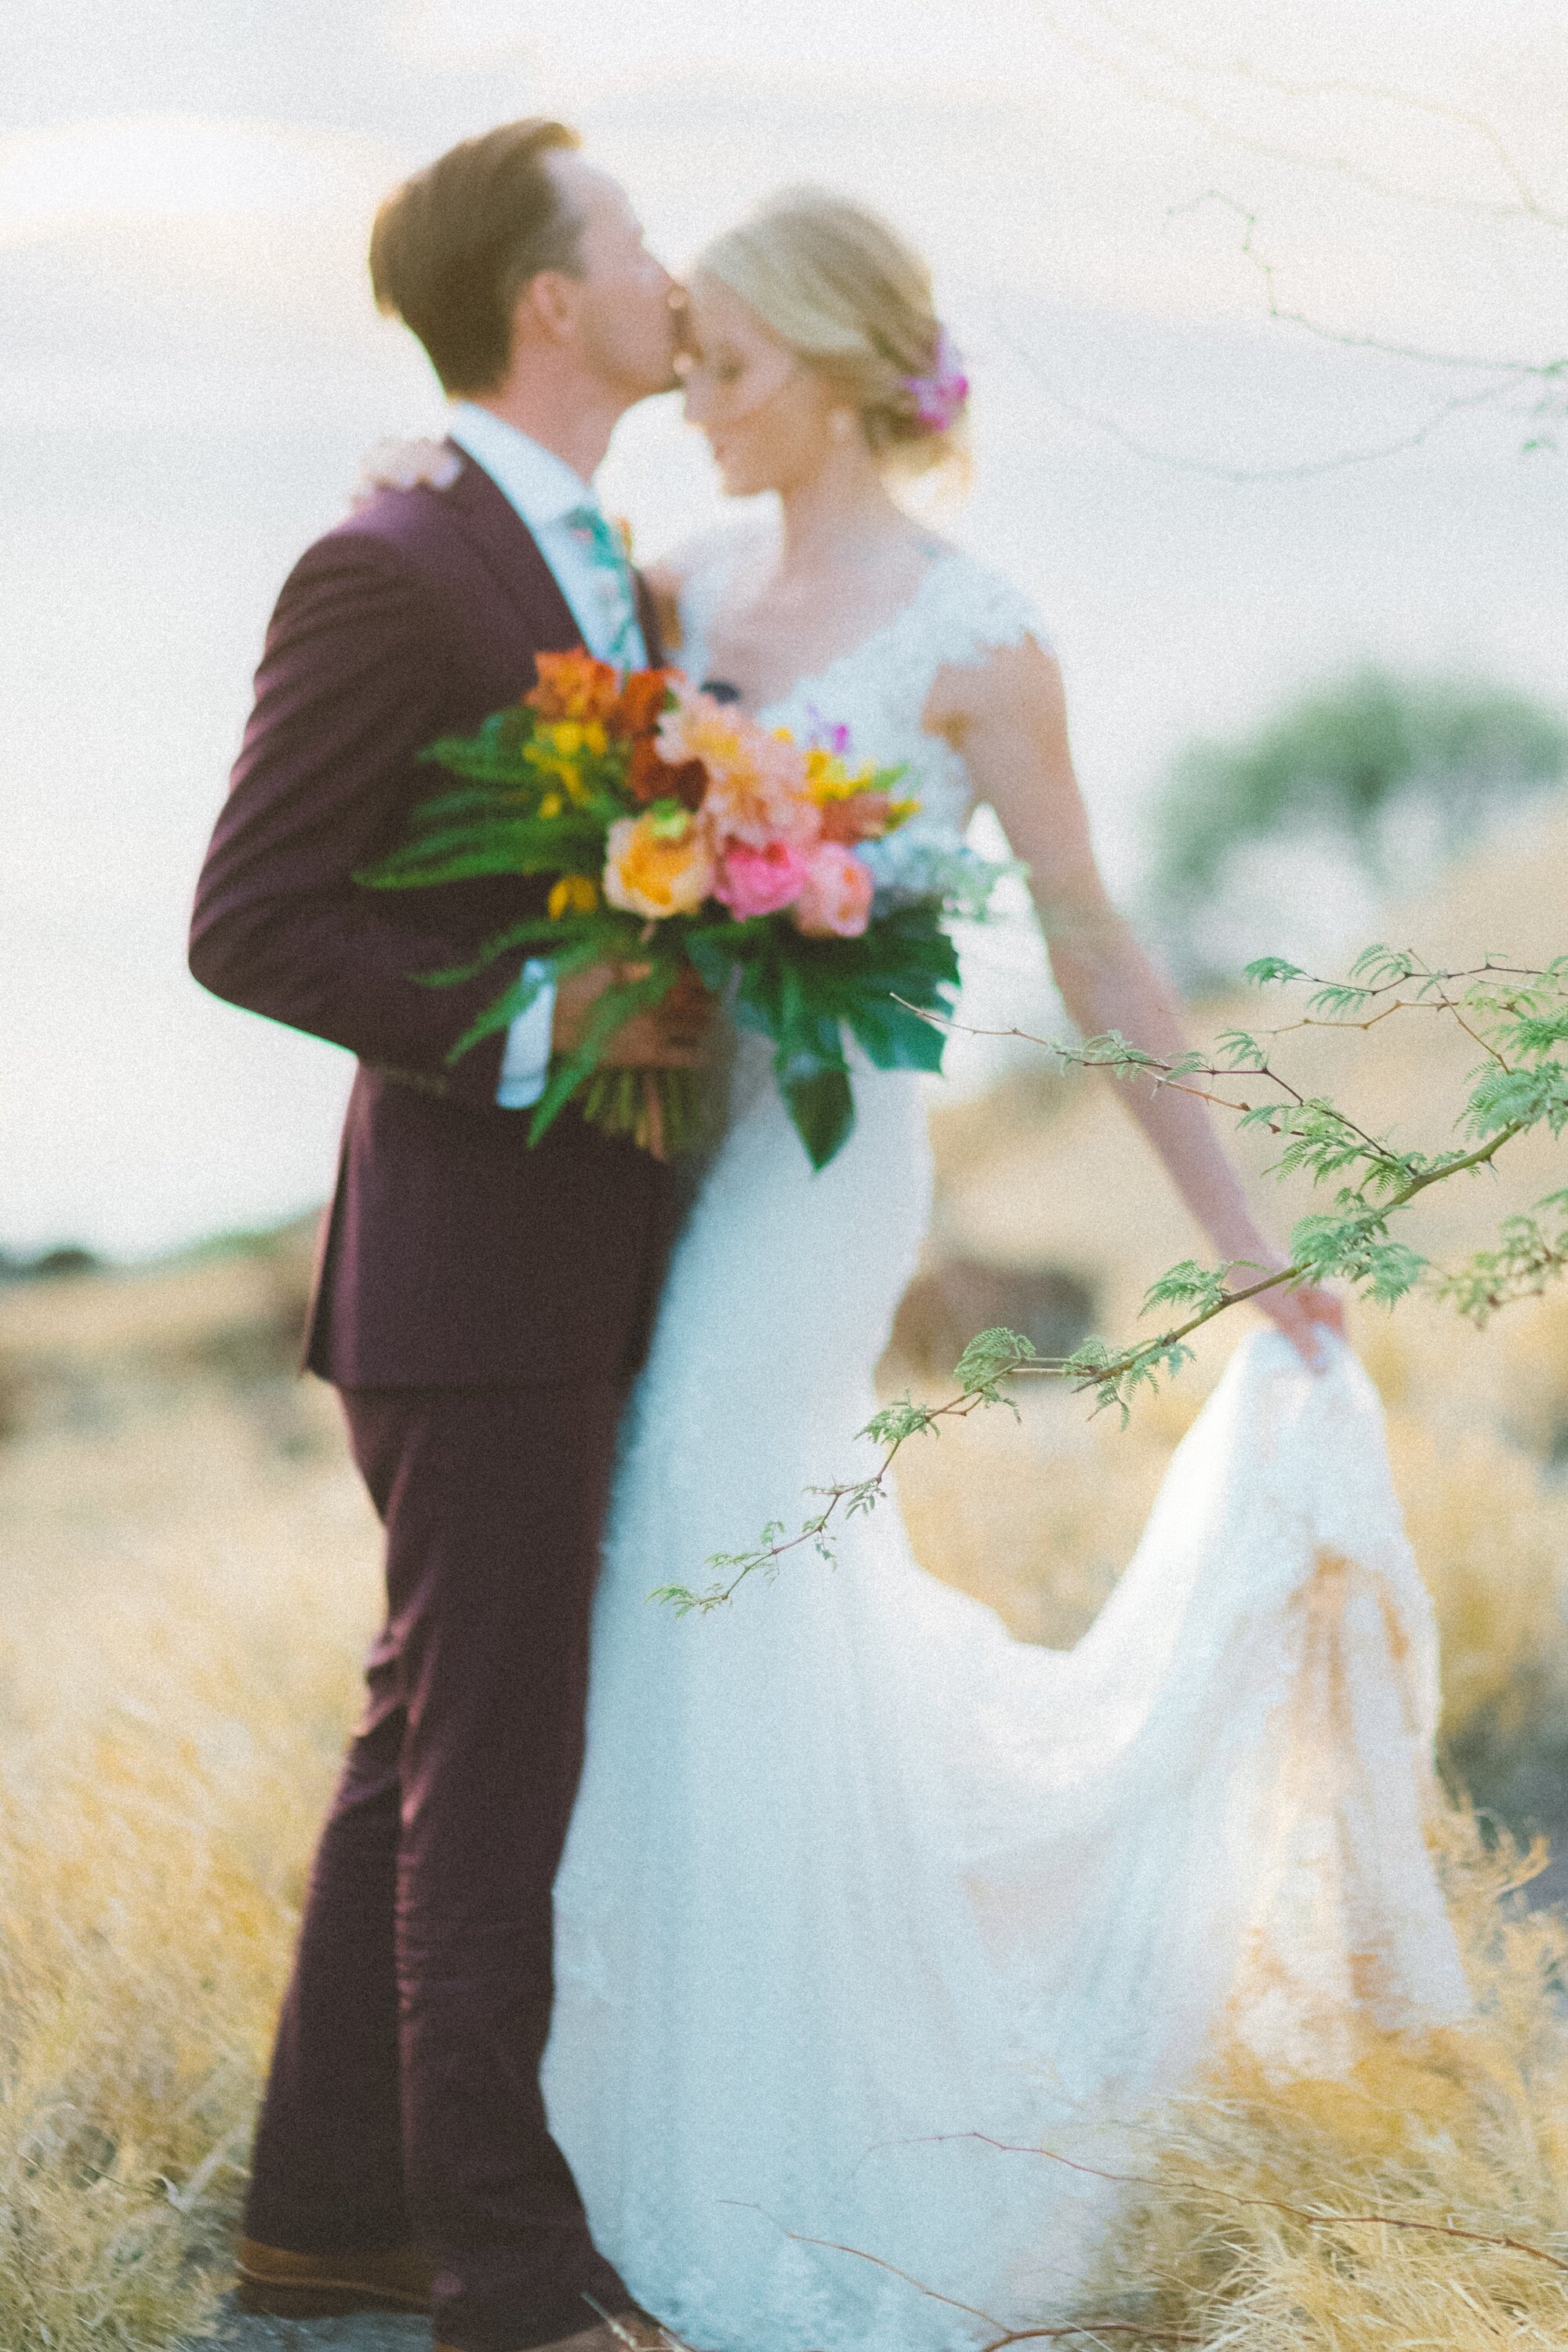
[602,809,717,919]
[525,650,622,724]
[818,791,895,844]
[615,666,677,740]
[627,735,707,811]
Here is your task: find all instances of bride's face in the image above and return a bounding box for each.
[678,274,840,497]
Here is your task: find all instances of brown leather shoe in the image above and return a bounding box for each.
[234,2234,434,2316]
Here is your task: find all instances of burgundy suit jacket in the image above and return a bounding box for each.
[190,451,677,1387]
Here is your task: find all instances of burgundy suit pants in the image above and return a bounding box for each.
[244,1382,633,2352]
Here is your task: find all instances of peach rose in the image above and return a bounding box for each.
[790,841,874,938]
[602,810,716,919]
[658,688,818,852]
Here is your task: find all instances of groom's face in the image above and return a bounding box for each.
[544,154,681,405]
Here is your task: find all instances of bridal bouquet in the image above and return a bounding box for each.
[359,651,1004,1167]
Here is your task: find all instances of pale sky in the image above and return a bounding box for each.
[6,0,1566,382]
[4,1,1566,1254]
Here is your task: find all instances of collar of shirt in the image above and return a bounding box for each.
[445,402,597,534]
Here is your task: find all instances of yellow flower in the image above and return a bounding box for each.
[804,747,880,802]
[548,874,600,919]
[542,718,609,760]
[539,791,564,819]
[602,810,716,920]
[524,742,570,789]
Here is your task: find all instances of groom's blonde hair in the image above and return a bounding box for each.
[697,191,964,475]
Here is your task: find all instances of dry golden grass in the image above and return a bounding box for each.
[1082,1813,1568,2347]
[0,1351,382,2347]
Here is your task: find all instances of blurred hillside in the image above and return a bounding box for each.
[1138,666,1568,985]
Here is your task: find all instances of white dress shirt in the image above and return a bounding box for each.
[446,402,648,1109]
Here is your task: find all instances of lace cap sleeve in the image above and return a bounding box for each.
[924,553,1052,670]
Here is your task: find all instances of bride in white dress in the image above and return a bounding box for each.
[539,194,1472,2350]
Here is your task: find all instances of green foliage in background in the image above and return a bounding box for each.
[1149,670,1568,916]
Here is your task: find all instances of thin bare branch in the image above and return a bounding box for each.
[722,2204,1201,2343]
[931,2133,1568,2274]
[1030,1,1568,228]
[1173,192,1561,376]
[985,310,1528,485]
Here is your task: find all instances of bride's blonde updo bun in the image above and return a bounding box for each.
[696,190,968,474]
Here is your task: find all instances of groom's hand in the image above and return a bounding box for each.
[552,963,712,1068]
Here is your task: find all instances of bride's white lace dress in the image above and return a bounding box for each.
[542,543,1472,2350]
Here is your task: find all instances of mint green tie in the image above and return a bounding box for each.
[564,503,644,669]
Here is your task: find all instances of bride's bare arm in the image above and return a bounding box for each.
[927,636,1344,1364]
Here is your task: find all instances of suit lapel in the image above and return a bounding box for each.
[440,449,582,652]
[441,445,665,670]
[635,569,665,668]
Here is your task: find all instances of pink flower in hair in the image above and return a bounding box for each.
[904,329,969,434]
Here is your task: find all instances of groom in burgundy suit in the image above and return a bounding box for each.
[190,122,696,2352]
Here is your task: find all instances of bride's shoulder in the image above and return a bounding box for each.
[919,543,1053,664]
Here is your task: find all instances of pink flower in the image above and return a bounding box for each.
[790,841,874,938]
[903,328,969,434]
[714,839,815,920]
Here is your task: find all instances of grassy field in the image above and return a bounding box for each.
[0,1228,375,2344]
[4,811,1568,2347]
